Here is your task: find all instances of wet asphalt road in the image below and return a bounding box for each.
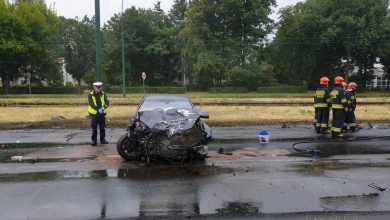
[0,124,390,219]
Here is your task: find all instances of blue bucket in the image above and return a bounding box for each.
[259,130,269,144]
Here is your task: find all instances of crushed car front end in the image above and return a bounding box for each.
[117,108,212,163]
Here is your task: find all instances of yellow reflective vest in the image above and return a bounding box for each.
[331,86,347,110]
[88,91,108,115]
[314,85,331,108]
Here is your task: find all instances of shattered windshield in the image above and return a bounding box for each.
[138,98,193,111]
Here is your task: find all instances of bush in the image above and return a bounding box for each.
[227,63,277,91]
[1,85,88,94]
[107,86,187,94]
[209,87,249,93]
[257,85,307,93]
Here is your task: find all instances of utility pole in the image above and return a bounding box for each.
[121,0,126,97]
[95,0,102,82]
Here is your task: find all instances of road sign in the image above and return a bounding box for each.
[142,72,146,80]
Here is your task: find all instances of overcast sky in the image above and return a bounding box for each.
[45,0,303,24]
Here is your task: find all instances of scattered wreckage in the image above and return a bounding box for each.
[117,95,212,164]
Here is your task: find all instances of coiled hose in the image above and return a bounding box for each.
[292,136,390,154]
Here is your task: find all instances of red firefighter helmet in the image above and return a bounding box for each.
[334,76,344,85]
[320,77,330,85]
[347,82,357,90]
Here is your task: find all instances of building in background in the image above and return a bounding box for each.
[58,58,76,86]
[365,63,389,89]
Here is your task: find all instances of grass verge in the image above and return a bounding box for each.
[1,105,389,129]
[1,93,389,106]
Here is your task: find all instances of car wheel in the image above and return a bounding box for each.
[194,145,208,160]
[117,134,141,161]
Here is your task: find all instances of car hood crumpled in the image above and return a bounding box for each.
[138,108,202,137]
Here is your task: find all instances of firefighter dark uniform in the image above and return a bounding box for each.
[88,82,109,146]
[345,82,357,131]
[331,77,347,137]
[314,82,331,133]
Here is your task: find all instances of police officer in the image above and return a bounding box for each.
[314,77,331,134]
[331,76,348,138]
[345,82,357,131]
[88,82,109,146]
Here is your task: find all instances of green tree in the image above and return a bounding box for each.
[180,0,275,90]
[0,0,23,93]
[60,16,96,85]
[379,16,390,81]
[270,0,389,87]
[102,6,174,87]
[168,0,190,85]
[0,0,61,93]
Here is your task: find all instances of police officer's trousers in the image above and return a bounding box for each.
[90,114,106,142]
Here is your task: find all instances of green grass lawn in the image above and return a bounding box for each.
[1,104,389,129]
[0,91,389,129]
[1,91,389,105]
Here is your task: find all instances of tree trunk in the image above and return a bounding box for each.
[1,73,10,94]
[345,50,351,82]
[188,72,192,91]
[77,79,81,94]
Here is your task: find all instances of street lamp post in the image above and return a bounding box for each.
[121,0,126,97]
[95,0,102,82]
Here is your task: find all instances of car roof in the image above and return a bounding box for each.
[143,95,189,100]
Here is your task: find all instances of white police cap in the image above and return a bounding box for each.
[93,82,103,87]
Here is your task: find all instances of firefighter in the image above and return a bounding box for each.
[341,82,348,131]
[331,76,348,138]
[345,82,358,131]
[342,82,347,91]
[88,82,109,146]
[314,77,331,133]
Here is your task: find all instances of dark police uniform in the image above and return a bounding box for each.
[314,85,331,133]
[331,85,347,136]
[345,89,357,131]
[88,91,109,145]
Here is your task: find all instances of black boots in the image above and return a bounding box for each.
[91,140,108,146]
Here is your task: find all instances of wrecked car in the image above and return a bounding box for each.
[117,95,212,164]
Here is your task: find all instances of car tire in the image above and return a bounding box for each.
[194,145,208,160]
[116,134,140,161]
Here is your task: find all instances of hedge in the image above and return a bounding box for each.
[107,86,187,94]
[1,86,87,94]
[209,87,249,93]
[0,86,187,94]
[257,85,307,93]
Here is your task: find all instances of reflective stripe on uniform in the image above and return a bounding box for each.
[331,90,339,98]
[314,103,328,108]
[88,92,108,115]
[331,127,341,132]
[321,123,328,128]
[332,104,344,109]
[315,90,325,98]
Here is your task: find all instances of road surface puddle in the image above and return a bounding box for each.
[216,201,261,216]
[0,142,64,149]
[293,158,390,175]
[320,193,380,211]
[0,165,234,182]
